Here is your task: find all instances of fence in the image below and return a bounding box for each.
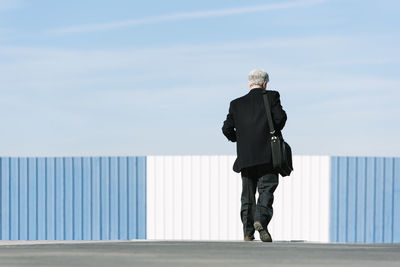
[1,155,399,243]
[0,157,146,240]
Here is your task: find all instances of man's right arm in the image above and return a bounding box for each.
[222,101,237,142]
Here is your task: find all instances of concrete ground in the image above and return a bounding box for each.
[0,241,399,267]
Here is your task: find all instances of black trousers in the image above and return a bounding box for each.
[240,163,279,237]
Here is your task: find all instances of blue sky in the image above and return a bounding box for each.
[0,0,399,156]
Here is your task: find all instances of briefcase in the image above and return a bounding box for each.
[263,93,293,177]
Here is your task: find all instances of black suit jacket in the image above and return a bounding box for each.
[222,88,287,173]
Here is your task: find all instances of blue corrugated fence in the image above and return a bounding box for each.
[330,157,400,243]
[0,157,146,240]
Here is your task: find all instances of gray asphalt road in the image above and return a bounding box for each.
[0,241,399,267]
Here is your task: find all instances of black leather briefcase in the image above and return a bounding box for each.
[263,93,293,177]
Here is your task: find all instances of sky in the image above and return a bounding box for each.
[0,0,399,157]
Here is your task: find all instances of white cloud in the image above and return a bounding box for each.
[1,33,399,156]
[0,33,398,97]
[0,28,15,41]
[309,58,400,67]
[49,0,332,34]
[0,0,23,11]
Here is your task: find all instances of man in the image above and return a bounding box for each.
[222,69,287,242]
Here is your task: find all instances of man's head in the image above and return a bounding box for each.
[248,69,269,89]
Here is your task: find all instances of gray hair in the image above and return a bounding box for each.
[248,69,269,87]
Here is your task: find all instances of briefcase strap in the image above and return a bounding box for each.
[262,92,276,135]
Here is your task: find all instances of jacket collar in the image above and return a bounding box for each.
[248,88,266,94]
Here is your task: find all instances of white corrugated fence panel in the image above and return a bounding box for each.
[147,156,242,240]
[268,156,330,242]
[147,155,330,241]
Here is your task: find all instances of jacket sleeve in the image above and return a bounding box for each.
[271,91,287,131]
[222,101,237,142]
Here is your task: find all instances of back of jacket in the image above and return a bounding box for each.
[222,88,287,173]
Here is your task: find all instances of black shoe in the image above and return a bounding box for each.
[244,235,255,241]
[254,221,272,242]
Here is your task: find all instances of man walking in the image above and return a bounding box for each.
[222,69,287,242]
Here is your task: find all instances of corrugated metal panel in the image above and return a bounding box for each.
[0,156,146,240]
[146,156,242,240]
[147,155,330,241]
[269,156,330,242]
[330,157,400,243]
